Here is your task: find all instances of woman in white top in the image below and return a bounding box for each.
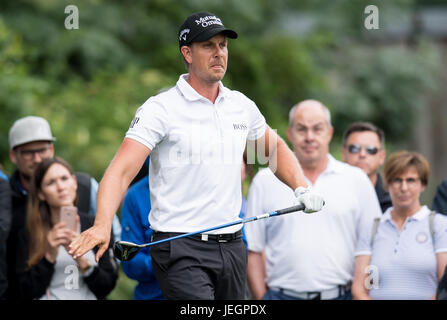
[352,151,447,300]
[15,157,118,300]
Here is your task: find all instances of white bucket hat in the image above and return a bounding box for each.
[9,116,56,149]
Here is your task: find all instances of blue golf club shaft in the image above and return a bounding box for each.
[138,203,305,248]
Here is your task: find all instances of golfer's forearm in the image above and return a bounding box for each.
[247,251,267,300]
[94,139,149,230]
[272,138,307,191]
[94,171,132,229]
[253,127,306,190]
[94,186,121,230]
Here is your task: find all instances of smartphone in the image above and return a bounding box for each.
[60,206,78,232]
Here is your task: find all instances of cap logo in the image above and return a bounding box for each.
[179,28,190,41]
[195,15,223,28]
[179,13,237,47]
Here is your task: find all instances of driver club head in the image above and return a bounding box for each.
[113,241,141,261]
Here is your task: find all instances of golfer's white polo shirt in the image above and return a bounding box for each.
[245,156,382,292]
[126,74,266,233]
[355,206,447,299]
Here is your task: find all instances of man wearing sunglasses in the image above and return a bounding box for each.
[341,122,391,213]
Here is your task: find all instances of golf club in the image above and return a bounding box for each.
[114,202,306,261]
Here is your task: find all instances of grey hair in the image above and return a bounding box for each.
[288,100,332,127]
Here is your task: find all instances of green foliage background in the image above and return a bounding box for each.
[1,0,445,299]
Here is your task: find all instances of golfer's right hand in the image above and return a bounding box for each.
[294,186,325,214]
[68,224,110,263]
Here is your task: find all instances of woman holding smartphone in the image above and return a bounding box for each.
[13,157,118,299]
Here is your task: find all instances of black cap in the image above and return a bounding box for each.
[178,12,238,47]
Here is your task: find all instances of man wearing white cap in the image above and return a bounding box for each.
[8,116,57,190]
[5,116,121,299]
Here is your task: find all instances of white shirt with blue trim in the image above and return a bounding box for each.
[355,205,447,300]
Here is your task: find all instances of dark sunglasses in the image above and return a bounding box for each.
[347,144,379,155]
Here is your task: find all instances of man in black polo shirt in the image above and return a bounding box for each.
[342,122,392,213]
[433,179,447,215]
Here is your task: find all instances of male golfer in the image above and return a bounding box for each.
[69,12,324,299]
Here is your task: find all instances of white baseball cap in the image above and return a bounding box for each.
[9,116,56,149]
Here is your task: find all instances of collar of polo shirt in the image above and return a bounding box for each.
[178,74,230,102]
[303,155,344,187]
[326,155,344,174]
[382,205,431,223]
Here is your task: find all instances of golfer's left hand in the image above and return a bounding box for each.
[68,224,110,262]
[295,186,325,214]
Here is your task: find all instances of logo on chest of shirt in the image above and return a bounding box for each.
[233,123,248,131]
[415,232,428,243]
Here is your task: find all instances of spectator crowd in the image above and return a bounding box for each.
[1,11,446,301]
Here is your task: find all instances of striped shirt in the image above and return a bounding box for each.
[355,205,447,299]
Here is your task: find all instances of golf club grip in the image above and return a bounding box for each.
[275,203,305,215]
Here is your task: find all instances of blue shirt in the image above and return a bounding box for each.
[240,196,248,248]
[0,170,8,181]
[356,206,447,299]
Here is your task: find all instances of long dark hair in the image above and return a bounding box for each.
[27,157,76,268]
